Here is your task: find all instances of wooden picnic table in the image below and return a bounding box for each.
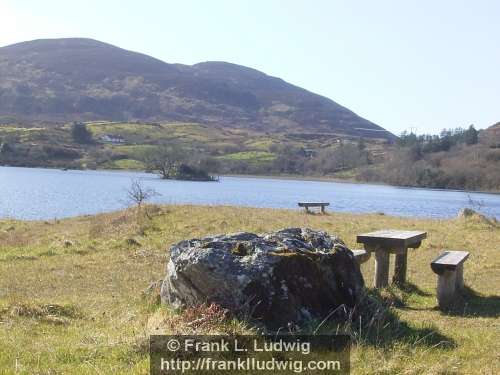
[298,202,329,214]
[357,229,427,287]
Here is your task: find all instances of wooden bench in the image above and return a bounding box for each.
[352,249,371,264]
[298,202,330,214]
[431,250,469,308]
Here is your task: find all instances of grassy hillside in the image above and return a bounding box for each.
[0,205,499,374]
[0,121,383,171]
[1,121,499,191]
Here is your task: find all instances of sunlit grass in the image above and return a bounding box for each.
[0,205,498,374]
[217,150,276,163]
[102,159,146,170]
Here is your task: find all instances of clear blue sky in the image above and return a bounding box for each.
[1,0,499,134]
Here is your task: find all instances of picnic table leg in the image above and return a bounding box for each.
[321,205,325,214]
[374,249,390,288]
[455,263,464,290]
[393,249,408,285]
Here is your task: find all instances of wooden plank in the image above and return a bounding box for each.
[357,229,427,248]
[374,249,390,287]
[393,252,408,284]
[455,263,465,290]
[436,269,457,308]
[298,202,330,207]
[352,249,371,264]
[431,251,469,275]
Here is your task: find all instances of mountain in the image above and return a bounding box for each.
[0,38,394,139]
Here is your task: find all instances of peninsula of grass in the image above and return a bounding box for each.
[0,205,498,374]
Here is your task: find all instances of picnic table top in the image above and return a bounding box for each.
[357,229,427,249]
[297,202,330,206]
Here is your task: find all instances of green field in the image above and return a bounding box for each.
[0,205,498,374]
[0,121,378,172]
[217,150,276,163]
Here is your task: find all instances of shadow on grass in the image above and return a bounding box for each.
[373,281,433,309]
[440,287,500,318]
[303,211,330,216]
[309,288,456,350]
[398,281,432,297]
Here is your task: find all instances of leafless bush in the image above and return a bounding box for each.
[127,179,158,207]
[127,179,160,220]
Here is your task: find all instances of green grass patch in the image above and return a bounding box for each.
[109,159,146,170]
[217,151,276,163]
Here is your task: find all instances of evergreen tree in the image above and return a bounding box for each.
[464,125,478,145]
[71,122,93,144]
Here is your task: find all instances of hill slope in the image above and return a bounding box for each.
[0,38,393,139]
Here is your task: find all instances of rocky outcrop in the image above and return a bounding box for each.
[160,228,364,328]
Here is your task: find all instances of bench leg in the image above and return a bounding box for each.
[393,251,408,285]
[321,206,325,214]
[374,249,390,288]
[437,270,457,309]
[455,263,464,290]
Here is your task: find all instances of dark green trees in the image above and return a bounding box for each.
[71,122,93,144]
[464,125,479,145]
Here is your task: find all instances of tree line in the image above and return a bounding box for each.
[358,125,500,191]
[397,125,478,152]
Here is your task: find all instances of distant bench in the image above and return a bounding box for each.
[431,250,470,309]
[298,202,330,214]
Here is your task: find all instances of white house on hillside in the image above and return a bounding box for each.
[100,134,125,144]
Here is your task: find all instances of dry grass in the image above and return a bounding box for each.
[0,205,499,374]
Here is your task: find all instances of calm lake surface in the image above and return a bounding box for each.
[1,166,499,220]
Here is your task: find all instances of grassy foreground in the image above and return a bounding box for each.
[0,205,499,374]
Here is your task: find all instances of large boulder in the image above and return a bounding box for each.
[160,228,365,328]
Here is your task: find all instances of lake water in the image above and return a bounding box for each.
[1,166,499,220]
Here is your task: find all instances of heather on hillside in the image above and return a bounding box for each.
[0,38,390,139]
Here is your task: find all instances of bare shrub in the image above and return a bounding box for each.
[127,179,159,210]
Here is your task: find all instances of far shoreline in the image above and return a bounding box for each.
[1,164,499,195]
[223,173,500,195]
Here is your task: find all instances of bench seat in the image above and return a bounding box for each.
[431,251,469,274]
[352,249,371,264]
[431,250,470,308]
